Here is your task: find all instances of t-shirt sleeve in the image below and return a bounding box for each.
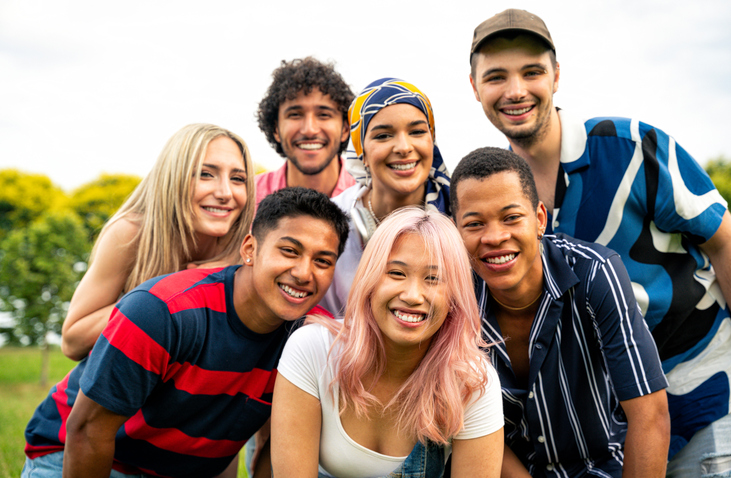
[588,254,668,401]
[647,126,727,242]
[80,290,175,417]
[455,361,504,440]
[277,323,331,399]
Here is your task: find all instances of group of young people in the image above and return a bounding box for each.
[20,8,731,478]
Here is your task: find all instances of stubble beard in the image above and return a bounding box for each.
[489,105,552,150]
[285,141,341,176]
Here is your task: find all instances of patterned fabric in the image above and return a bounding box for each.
[25,266,297,478]
[478,234,668,477]
[344,78,451,214]
[552,109,731,458]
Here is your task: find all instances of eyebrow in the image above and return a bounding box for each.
[283,105,338,114]
[369,119,428,132]
[201,163,247,175]
[387,260,438,270]
[280,236,339,259]
[480,63,548,79]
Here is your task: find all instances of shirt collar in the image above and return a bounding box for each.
[557,108,591,173]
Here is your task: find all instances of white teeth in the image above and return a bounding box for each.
[203,207,229,213]
[393,310,426,323]
[390,162,417,171]
[297,143,324,150]
[504,106,532,116]
[485,254,515,264]
[279,284,308,298]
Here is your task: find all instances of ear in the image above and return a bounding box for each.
[273,121,281,144]
[340,118,350,144]
[553,61,560,94]
[240,233,256,265]
[536,201,548,234]
[469,73,481,102]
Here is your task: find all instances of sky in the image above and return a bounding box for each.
[1,0,730,191]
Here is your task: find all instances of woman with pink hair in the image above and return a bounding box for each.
[271,207,504,478]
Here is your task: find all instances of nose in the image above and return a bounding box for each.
[300,112,319,136]
[399,277,425,305]
[290,258,314,285]
[213,178,233,202]
[504,75,527,101]
[480,225,510,246]
[393,131,413,156]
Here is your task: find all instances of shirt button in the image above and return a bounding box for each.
[535,344,543,350]
[528,391,534,399]
[553,220,559,228]
[547,464,554,471]
[537,436,545,443]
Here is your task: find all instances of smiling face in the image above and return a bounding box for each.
[274,88,350,176]
[240,215,340,331]
[455,172,546,300]
[190,136,248,240]
[470,34,559,147]
[371,233,449,352]
[363,104,433,206]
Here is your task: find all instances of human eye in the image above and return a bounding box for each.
[372,132,392,141]
[199,170,214,179]
[387,269,405,278]
[484,74,505,83]
[462,220,482,229]
[425,274,441,284]
[410,128,428,137]
[280,246,298,257]
[315,257,334,268]
[232,174,247,184]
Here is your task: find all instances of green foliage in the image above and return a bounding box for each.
[0,170,66,242]
[705,156,731,206]
[0,211,89,346]
[68,173,141,241]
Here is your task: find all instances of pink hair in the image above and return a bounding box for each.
[309,207,492,445]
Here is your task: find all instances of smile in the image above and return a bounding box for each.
[502,106,533,116]
[389,161,417,171]
[279,283,310,299]
[484,253,516,264]
[296,142,324,151]
[202,206,231,214]
[393,309,427,323]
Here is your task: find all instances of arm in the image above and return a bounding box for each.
[699,210,731,304]
[270,374,321,478]
[620,389,670,477]
[63,389,129,478]
[62,218,140,361]
[499,445,531,478]
[451,428,504,478]
[213,454,239,478]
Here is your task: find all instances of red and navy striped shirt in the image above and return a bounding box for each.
[25,266,302,477]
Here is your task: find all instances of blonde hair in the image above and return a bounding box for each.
[312,208,490,445]
[92,123,255,292]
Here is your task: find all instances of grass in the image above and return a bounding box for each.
[0,346,249,478]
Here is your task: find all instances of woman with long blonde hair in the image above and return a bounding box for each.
[61,123,255,360]
[272,208,504,478]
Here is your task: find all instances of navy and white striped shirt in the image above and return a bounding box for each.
[478,234,667,477]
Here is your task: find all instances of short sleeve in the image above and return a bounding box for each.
[277,323,332,399]
[80,290,175,417]
[456,361,504,440]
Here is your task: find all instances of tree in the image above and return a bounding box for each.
[705,156,731,206]
[67,173,141,241]
[0,169,66,242]
[0,211,89,385]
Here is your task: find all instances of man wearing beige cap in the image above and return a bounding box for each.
[468,8,731,478]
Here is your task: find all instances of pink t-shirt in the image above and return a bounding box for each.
[255,158,355,207]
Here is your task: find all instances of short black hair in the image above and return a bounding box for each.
[450,147,539,216]
[470,31,557,80]
[252,187,349,257]
[257,57,355,158]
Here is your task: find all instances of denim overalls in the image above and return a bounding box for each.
[317,440,446,478]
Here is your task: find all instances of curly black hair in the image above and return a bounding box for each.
[257,57,355,158]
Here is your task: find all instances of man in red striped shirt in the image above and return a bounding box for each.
[22,188,349,478]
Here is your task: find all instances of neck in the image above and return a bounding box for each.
[368,183,427,222]
[232,266,284,335]
[190,233,220,262]
[509,107,562,171]
[286,158,340,197]
[381,338,431,383]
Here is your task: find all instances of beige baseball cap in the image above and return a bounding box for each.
[471,9,554,61]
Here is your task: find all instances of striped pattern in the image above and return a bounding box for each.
[344,77,451,215]
[478,234,667,476]
[553,109,731,457]
[25,266,294,477]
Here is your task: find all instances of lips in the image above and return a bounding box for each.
[484,253,516,264]
[502,106,533,116]
[392,308,427,323]
[278,283,311,299]
[201,206,232,214]
[388,161,418,171]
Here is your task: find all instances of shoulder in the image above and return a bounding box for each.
[548,233,617,264]
[331,184,363,210]
[98,215,141,250]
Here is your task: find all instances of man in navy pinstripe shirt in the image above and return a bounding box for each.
[452,147,669,477]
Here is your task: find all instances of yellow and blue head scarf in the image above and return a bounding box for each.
[345,78,451,215]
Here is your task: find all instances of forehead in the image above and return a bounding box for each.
[367,104,427,128]
[474,34,553,70]
[456,172,531,215]
[261,215,339,252]
[279,88,339,113]
[389,233,436,267]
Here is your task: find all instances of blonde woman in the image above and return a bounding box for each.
[61,124,255,361]
[272,208,504,478]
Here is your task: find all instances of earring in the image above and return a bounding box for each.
[246,258,251,264]
[364,165,372,187]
